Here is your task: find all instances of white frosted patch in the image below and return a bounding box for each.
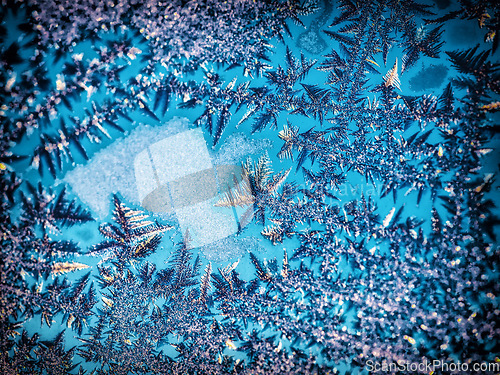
[63,117,190,218]
[134,149,158,202]
[149,128,212,183]
[176,197,238,249]
[64,118,260,250]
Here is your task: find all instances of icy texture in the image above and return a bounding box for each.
[2,0,500,372]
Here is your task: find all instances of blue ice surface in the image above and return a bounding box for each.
[6,2,500,373]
